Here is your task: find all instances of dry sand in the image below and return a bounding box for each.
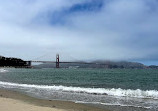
[0,89,108,111]
[0,97,65,111]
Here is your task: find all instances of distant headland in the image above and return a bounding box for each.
[0,56,31,68]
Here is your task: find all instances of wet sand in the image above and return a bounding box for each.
[0,89,108,111]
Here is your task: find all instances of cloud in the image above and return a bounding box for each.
[0,0,158,64]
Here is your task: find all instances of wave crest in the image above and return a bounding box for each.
[0,81,157,99]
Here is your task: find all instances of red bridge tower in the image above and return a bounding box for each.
[56,54,59,68]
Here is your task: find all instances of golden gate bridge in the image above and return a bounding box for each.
[27,54,98,68]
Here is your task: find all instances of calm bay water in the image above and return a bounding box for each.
[0,68,158,111]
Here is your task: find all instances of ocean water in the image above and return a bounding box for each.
[0,68,158,111]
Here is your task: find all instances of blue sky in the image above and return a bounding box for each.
[0,0,158,65]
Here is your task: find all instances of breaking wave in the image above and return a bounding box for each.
[0,69,8,73]
[0,81,158,99]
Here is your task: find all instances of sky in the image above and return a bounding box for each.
[0,0,158,65]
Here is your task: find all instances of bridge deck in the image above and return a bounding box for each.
[31,61,98,64]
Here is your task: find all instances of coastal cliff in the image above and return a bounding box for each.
[0,56,29,67]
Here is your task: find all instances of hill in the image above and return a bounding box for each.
[34,61,147,69]
[0,56,29,67]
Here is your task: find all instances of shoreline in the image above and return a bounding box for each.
[0,89,108,111]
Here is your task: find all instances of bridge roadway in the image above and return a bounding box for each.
[31,61,98,64]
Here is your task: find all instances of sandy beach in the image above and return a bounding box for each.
[0,97,65,111]
[0,89,107,111]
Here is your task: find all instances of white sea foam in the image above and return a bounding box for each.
[0,69,8,73]
[0,81,158,99]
